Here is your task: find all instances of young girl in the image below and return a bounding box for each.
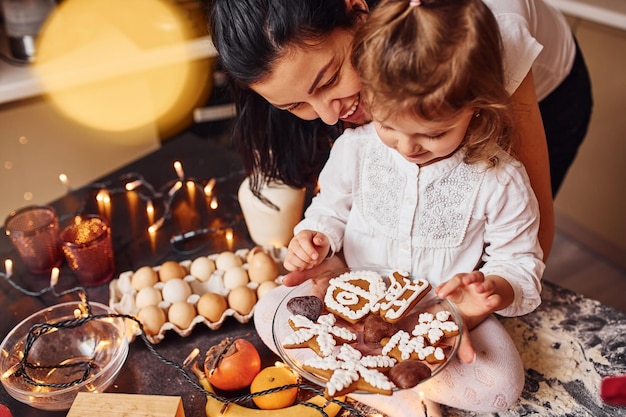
[255,1,544,415]
[204,0,593,260]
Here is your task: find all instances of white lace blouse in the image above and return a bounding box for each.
[295,123,544,317]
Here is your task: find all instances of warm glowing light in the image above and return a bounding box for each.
[146,200,154,223]
[23,192,33,201]
[204,178,216,196]
[148,217,165,233]
[225,228,234,250]
[50,267,59,287]
[4,259,12,277]
[174,161,185,179]
[59,173,70,190]
[183,348,200,368]
[169,181,183,197]
[210,196,218,210]
[96,189,111,218]
[125,179,142,191]
[34,0,215,137]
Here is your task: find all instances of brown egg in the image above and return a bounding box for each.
[190,256,216,282]
[227,285,257,315]
[137,305,166,336]
[223,266,249,290]
[158,261,186,282]
[247,252,279,283]
[196,292,228,322]
[167,301,196,329]
[257,281,279,299]
[246,246,266,264]
[215,251,243,271]
[131,265,158,291]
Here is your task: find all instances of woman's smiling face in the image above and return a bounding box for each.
[250,28,370,126]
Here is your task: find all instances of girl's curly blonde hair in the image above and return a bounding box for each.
[352,0,516,167]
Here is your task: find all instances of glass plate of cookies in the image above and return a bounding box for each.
[272,269,462,398]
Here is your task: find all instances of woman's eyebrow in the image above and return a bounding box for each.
[307,59,333,94]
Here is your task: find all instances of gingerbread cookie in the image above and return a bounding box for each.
[324,270,387,324]
[282,313,357,357]
[303,344,396,398]
[411,310,460,345]
[372,270,432,323]
[381,330,443,363]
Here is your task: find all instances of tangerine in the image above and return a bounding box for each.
[250,365,299,410]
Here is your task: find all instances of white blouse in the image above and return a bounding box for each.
[295,123,544,317]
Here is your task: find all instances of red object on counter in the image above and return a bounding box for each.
[0,404,13,417]
[600,375,626,406]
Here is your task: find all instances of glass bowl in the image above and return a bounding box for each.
[272,271,462,393]
[0,301,129,411]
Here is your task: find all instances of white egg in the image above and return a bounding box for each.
[215,251,243,271]
[223,266,249,290]
[161,278,192,303]
[135,286,162,309]
[190,256,216,282]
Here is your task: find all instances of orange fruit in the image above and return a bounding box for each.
[250,365,299,410]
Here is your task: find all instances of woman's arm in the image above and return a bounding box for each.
[510,70,555,260]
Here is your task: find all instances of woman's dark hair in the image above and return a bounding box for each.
[202,0,374,197]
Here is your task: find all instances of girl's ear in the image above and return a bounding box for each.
[346,0,369,13]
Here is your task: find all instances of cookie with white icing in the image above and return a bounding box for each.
[411,310,460,345]
[372,270,432,324]
[303,344,396,398]
[324,270,387,324]
[282,313,357,357]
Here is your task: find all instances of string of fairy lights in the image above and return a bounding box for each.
[0,161,372,416]
[0,271,366,416]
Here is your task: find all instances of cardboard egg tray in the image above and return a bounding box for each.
[108,246,286,344]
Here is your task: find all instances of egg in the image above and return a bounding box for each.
[167,301,196,329]
[161,278,192,303]
[131,265,158,291]
[227,285,257,315]
[158,260,186,282]
[215,251,243,271]
[257,280,279,299]
[196,292,228,322]
[246,246,265,264]
[135,286,162,309]
[190,256,216,282]
[247,251,279,283]
[137,305,166,336]
[223,266,249,290]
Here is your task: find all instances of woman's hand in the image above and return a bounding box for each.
[283,230,331,272]
[435,271,514,363]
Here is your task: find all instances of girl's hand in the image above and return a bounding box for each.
[282,252,348,287]
[283,230,331,272]
[435,271,513,363]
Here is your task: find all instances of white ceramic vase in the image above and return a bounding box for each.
[238,176,305,247]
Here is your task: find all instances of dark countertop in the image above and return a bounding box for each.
[0,132,284,417]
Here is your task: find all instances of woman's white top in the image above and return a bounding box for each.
[296,123,545,317]
[484,0,576,100]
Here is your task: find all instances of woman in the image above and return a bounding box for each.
[203,0,592,262]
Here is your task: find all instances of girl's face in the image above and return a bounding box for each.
[374,108,475,166]
[249,27,370,126]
